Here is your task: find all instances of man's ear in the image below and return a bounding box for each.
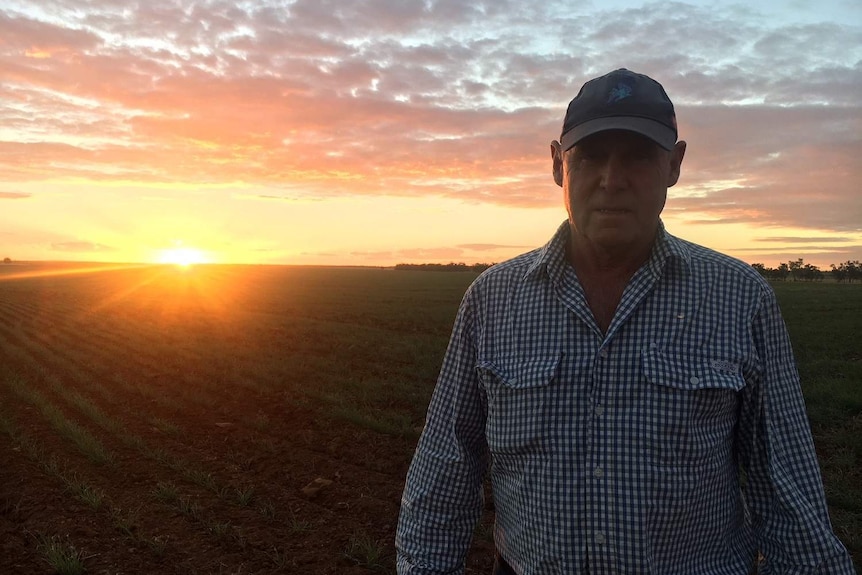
[667,140,686,187]
[551,140,564,187]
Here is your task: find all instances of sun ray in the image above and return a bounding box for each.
[0,263,147,282]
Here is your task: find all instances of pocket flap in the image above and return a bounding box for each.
[643,349,745,392]
[477,356,560,389]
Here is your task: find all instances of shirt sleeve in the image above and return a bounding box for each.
[737,288,855,574]
[396,288,490,575]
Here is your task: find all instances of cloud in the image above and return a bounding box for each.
[300,251,338,257]
[345,242,533,263]
[0,1,859,238]
[456,243,532,251]
[51,241,116,253]
[351,246,465,260]
[0,191,31,199]
[254,194,307,201]
[753,236,855,243]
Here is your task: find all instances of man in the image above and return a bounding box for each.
[396,69,855,574]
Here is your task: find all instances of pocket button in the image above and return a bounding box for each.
[596,533,606,545]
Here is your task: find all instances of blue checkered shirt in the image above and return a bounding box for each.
[396,221,854,574]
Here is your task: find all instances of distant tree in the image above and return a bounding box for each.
[830,263,847,283]
[827,261,860,283]
[800,263,823,282]
[748,259,862,283]
[767,267,783,281]
[842,260,861,283]
[2,257,10,264]
[394,262,495,272]
[787,258,804,281]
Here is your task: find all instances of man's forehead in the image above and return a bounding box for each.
[570,130,665,151]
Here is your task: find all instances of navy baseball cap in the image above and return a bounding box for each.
[560,68,678,151]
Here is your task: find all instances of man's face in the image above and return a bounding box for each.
[553,130,686,258]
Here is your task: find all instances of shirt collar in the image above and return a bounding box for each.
[648,221,691,278]
[523,220,692,282]
[523,220,570,282]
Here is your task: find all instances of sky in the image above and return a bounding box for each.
[1,0,860,268]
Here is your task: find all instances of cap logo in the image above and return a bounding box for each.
[607,83,632,104]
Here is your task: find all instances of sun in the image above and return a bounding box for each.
[156,246,208,268]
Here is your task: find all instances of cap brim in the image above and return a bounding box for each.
[561,117,677,151]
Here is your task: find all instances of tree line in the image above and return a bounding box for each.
[4,256,859,281]
[751,259,860,283]
[394,258,861,283]
[394,262,495,273]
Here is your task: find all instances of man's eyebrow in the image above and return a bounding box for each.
[568,142,600,156]
[564,147,584,164]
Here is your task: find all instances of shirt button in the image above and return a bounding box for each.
[594,466,604,478]
[599,348,609,358]
[595,405,604,416]
[596,533,606,545]
[689,376,700,385]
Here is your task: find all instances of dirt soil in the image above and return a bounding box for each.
[0,387,496,574]
[0,264,496,574]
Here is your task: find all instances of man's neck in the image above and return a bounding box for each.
[567,235,654,281]
[566,231,656,334]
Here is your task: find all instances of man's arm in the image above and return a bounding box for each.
[737,288,855,574]
[396,290,490,575]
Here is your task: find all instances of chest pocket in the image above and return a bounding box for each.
[641,350,745,467]
[477,356,560,457]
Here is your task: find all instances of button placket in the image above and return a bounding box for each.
[587,338,612,565]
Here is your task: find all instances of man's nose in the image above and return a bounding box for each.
[600,154,628,192]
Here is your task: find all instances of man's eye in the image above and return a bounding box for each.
[578,149,602,161]
[630,148,655,161]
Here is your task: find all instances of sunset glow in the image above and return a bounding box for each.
[156,246,209,268]
[0,1,859,269]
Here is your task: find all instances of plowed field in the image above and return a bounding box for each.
[2,263,859,574]
[0,263,495,574]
